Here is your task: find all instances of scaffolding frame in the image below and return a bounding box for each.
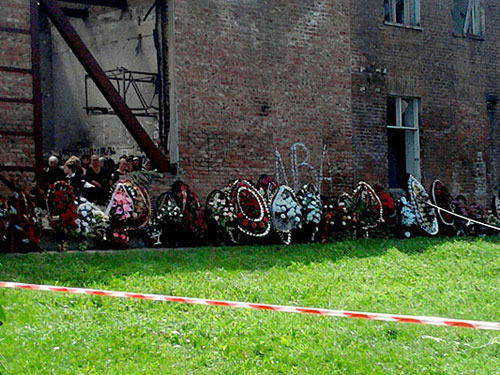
[84,67,159,118]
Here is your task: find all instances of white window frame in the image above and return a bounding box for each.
[463,0,484,36]
[387,96,421,182]
[385,0,421,27]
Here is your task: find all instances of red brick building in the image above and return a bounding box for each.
[351,0,499,203]
[0,0,499,203]
[0,0,41,197]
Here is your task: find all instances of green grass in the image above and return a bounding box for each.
[0,237,499,374]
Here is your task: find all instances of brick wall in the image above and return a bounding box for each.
[351,0,500,203]
[172,0,353,200]
[0,0,35,197]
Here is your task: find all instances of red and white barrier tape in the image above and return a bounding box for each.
[1,281,498,331]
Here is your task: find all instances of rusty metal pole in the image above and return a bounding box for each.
[30,0,44,189]
[39,0,172,173]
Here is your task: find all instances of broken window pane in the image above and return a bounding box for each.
[384,0,420,26]
[395,0,405,24]
[411,0,421,26]
[453,0,483,36]
[384,0,392,22]
[387,97,397,126]
[452,0,468,34]
[402,98,415,128]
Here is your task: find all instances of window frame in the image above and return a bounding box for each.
[384,0,421,28]
[387,96,422,186]
[454,0,485,39]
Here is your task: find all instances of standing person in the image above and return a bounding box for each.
[43,155,65,190]
[131,156,143,172]
[85,154,107,204]
[81,155,91,176]
[112,156,129,184]
[63,158,93,198]
[144,158,154,171]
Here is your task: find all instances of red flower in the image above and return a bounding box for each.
[242,219,248,226]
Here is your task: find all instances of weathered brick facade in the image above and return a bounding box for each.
[0,0,499,204]
[351,0,500,202]
[173,0,353,199]
[0,0,36,197]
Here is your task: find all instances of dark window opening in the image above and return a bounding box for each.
[384,0,420,27]
[388,129,407,189]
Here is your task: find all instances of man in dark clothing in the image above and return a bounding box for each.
[43,156,65,190]
[85,154,108,205]
[112,156,130,184]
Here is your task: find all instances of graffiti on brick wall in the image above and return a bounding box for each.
[274,142,332,194]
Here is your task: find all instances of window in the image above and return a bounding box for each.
[387,96,421,189]
[452,0,484,37]
[384,0,421,27]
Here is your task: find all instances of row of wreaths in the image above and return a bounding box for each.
[0,175,499,251]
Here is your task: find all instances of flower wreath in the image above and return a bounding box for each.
[75,198,109,237]
[172,180,207,239]
[205,188,239,244]
[373,184,397,226]
[229,179,271,238]
[330,193,358,231]
[297,184,322,225]
[0,198,10,245]
[7,190,41,249]
[156,191,183,226]
[352,181,384,230]
[399,196,418,238]
[147,191,184,246]
[205,189,235,230]
[256,175,279,202]
[492,195,500,219]
[430,180,455,227]
[318,196,337,242]
[407,175,439,235]
[106,179,151,231]
[296,184,322,241]
[47,181,78,233]
[451,195,472,235]
[269,185,302,245]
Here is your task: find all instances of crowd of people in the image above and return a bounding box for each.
[41,154,153,206]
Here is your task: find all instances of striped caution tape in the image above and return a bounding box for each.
[1,282,499,330]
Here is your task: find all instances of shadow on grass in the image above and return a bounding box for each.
[0,236,498,287]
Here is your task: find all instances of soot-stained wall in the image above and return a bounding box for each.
[46,1,160,158]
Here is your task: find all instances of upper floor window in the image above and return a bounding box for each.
[384,0,421,27]
[453,0,484,37]
[387,96,421,189]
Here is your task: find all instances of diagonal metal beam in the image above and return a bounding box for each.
[56,0,127,9]
[31,0,44,189]
[61,7,90,18]
[40,0,173,173]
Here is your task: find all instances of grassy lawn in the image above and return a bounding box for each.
[0,237,499,374]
